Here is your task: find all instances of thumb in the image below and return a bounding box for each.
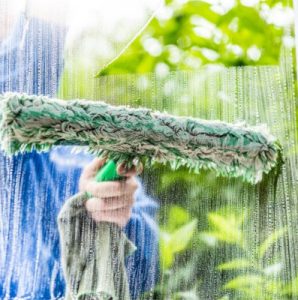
[81,157,107,179]
[117,162,143,177]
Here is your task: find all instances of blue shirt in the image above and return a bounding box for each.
[0,15,159,299]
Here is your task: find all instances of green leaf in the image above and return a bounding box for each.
[170,219,198,253]
[160,231,175,269]
[258,227,287,258]
[168,206,190,231]
[217,259,251,271]
[224,275,263,290]
[160,219,197,270]
[206,213,244,245]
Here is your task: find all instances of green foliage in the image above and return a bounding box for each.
[282,276,298,296]
[167,206,191,231]
[217,259,251,271]
[58,0,297,299]
[153,203,294,300]
[223,274,264,291]
[200,211,290,300]
[258,228,288,258]
[140,206,200,299]
[201,212,245,246]
[98,0,291,76]
[160,206,197,270]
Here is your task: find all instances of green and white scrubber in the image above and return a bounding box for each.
[0,92,282,300]
[0,92,281,184]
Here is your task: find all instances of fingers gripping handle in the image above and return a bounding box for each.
[95,160,123,182]
[85,160,123,198]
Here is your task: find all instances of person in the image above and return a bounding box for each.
[0,5,159,300]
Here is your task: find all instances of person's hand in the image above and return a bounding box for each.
[79,158,142,228]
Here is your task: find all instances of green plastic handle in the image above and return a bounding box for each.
[94,160,123,182]
[86,160,122,198]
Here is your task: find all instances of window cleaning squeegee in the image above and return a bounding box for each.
[0,92,282,299]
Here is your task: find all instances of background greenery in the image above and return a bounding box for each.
[61,0,297,299]
[98,0,294,74]
[98,1,296,299]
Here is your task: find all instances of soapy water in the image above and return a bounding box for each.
[0,1,298,299]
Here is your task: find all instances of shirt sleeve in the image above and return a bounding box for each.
[124,178,160,300]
